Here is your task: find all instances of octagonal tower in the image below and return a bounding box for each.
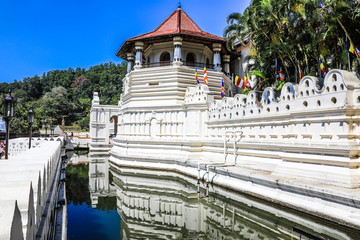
[116,4,232,108]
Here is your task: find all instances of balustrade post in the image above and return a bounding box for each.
[223,55,230,75]
[213,43,222,72]
[134,41,144,69]
[127,53,134,73]
[173,36,183,66]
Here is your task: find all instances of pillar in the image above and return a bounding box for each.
[134,41,144,69]
[173,36,183,66]
[127,53,134,73]
[213,43,222,72]
[223,55,230,75]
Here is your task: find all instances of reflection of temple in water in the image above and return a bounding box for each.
[84,153,359,239]
[88,155,116,208]
[107,165,356,240]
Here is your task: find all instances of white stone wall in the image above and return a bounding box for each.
[8,137,63,156]
[0,141,63,240]
[91,66,360,188]
[90,92,120,151]
[208,70,359,149]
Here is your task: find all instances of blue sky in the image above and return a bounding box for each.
[0,0,250,83]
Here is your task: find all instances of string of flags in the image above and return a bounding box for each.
[193,37,360,95]
[194,36,359,95]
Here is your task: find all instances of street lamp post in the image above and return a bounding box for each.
[43,120,49,139]
[3,90,16,159]
[27,106,35,149]
[50,124,55,140]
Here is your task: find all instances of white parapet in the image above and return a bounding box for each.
[0,139,63,240]
[206,69,360,187]
[0,170,42,228]
[0,182,35,240]
[0,200,24,240]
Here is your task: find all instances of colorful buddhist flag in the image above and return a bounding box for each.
[279,71,285,81]
[234,75,240,87]
[347,37,356,55]
[195,68,199,84]
[276,58,285,81]
[203,65,208,84]
[221,78,224,98]
[232,73,246,89]
[319,57,327,78]
[356,48,360,57]
[236,76,245,89]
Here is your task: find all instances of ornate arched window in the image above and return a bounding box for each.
[160,52,170,66]
[186,53,195,66]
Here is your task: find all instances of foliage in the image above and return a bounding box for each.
[1,62,127,133]
[224,0,360,90]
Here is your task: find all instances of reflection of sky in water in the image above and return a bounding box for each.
[67,202,120,240]
[66,160,121,240]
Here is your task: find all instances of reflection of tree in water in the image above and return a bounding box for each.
[74,149,89,155]
[66,164,91,205]
[66,163,117,212]
[96,197,117,213]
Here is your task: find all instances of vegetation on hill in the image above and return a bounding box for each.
[0,62,127,133]
[224,0,360,90]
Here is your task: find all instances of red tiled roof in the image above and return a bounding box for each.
[128,8,224,42]
[116,8,226,59]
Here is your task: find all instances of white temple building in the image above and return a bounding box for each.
[90,4,360,228]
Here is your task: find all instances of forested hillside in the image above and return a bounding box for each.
[0,62,127,133]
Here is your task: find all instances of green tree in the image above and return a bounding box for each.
[3,62,126,133]
[224,0,360,91]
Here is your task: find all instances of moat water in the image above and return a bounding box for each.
[66,152,360,240]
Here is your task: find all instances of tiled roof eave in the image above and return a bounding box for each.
[127,32,225,43]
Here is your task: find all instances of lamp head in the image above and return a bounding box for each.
[3,89,16,121]
[27,106,35,124]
